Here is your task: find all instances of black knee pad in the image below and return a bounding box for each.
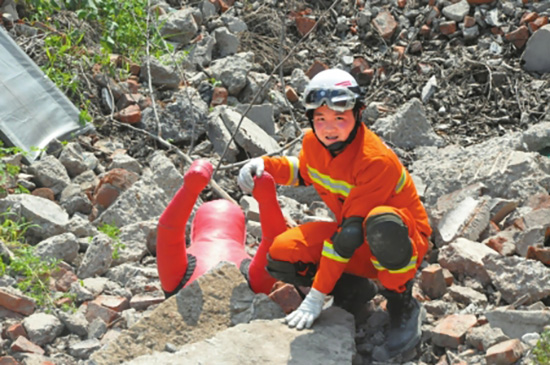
[366,213,412,270]
[266,254,316,287]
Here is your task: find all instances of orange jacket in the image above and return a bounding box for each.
[263,124,432,293]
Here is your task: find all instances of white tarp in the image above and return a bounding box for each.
[0,26,94,163]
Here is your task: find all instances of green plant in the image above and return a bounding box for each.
[0,210,35,245]
[534,328,550,364]
[97,222,125,259]
[0,211,74,311]
[0,142,25,196]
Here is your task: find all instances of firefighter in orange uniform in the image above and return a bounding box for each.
[238,69,432,357]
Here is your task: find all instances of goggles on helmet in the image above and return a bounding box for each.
[303,87,358,112]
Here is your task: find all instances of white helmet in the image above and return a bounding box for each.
[303,69,360,112]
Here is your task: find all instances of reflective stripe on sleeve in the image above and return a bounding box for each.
[307,166,354,197]
[284,156,300,186]
[371,256,417,274]
[395,167,407,194]
[321,240,350,263]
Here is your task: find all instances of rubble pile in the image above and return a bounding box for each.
[1,0,550,364]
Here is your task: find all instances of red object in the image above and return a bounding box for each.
[157,159,285,294]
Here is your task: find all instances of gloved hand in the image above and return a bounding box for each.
[285,288,326,330]
[238,157,264,194]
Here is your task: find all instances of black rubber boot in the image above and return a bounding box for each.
[330,274,378,317]
[383,281,424,357]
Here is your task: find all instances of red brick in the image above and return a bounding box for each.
[428,0,436,5]
[31,187,55,201]
[0,356,20,365]
[10,336,45,355]
[55,270,78,292]
[505,25,530,49]
[527,246,550,265]
[350,57,374,85]
[530,16,549,33]
[116,104,141,124]
[210,86,228,107]
[129,294,164,310]
[125,79,140,94]
[440,21,457,35]
[420,265,447,299]
[54,297,74,308]
[485,339,524,365]
[94,185,120,210]
[432,314,478,348]
[93,168,138,210]
[268,283,302,314]
[86,302,120,325]
[5,323,27,341]
[420,24,431,37]
[129,64,141,76]
[520,12,538,25]
[372,10,398,39]
[398,0,406,8]
[491,27,504,35]
[392,46,406,61]
[95,295,130,312]
[306,60,329,79]
[116,93,145,110]
[295,16,316,37]
[285,86,299,103]
[0,289,35,316]
[464,16,476,28]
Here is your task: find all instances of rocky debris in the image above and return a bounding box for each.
[1,0,550,364]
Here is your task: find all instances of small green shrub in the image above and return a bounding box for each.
[97,222,125,259]
[534,329,550,364]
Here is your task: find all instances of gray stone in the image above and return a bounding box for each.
[95,170,170,227]
[23,313,64,346]
[187,33,215,68]
[371,98,445,150]
[215,106,280,157]
[58,143,89,178]
[466,324,509,351]
[126,307,355,365]
[0,194,69,244]
[447,285,488,306]
[207,108,240,162]
[442,0,470,22]
[435,196,491,247]
[214,27,239,57]
[90,262,282,364]
[522,25,550,73]
[28,155,71,195]
[239,72,276,105]
[64,214,99,238]
[148,152,183,200]
[77,233,113,279]
[411,132,550,208]
[290,68,309,95]
[35,232,79,264]
[56,310,89,337]
[208,52,254,96]
[235,104,276,136]
[60,183,93,216]
[158,8,199,45]
[69,338,101,359]
[140,57,180,89]
[521,122,550,152]
[220,13,248,34]
[438,238,497,285]
[107,154,142,175]
[483,255,550,305]
[486,308,550,339]
[421,75,437,103]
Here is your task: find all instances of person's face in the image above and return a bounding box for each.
[312,105,355,146]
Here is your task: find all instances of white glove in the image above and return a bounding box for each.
[285,288,326,330]
[238,158,264,194]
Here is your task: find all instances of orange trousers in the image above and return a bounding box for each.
[268,205,430,293]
